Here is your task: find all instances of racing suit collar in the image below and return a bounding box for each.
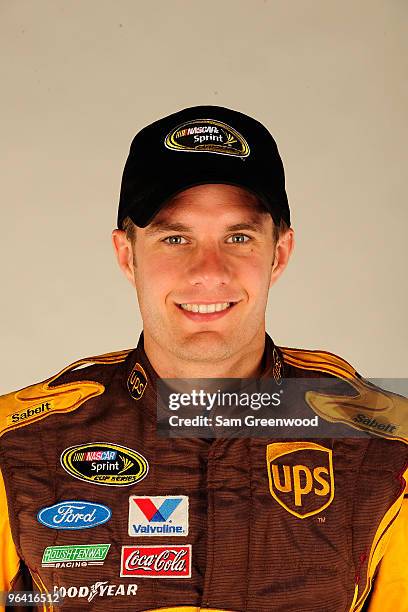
[123,330,285,393]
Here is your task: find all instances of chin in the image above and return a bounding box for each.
[175,332,233,362]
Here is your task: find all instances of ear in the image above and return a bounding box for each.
[269,228,295,288]
[111,229,136,287]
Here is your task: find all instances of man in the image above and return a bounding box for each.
[0,105,406,611]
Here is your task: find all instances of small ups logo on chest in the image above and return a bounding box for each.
[266,442,334,519]
[127,362,147,401]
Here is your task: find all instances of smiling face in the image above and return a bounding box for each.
[112,184,294,375]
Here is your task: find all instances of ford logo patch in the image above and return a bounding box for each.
[37,500,111,530]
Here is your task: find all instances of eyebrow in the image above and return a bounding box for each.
[144,222,193,235]
[145,219,266,235]
[225,222,266,233]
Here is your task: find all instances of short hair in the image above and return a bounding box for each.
[252,198,290,243]
[122,215,137,243]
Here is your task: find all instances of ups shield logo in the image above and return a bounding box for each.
[127,362,147,401]
[267,442,334,519]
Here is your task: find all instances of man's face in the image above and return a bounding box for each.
[127,184,281,363]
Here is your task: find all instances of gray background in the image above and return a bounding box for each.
[1,0,407,393]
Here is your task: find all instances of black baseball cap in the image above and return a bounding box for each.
[117,105,290,229]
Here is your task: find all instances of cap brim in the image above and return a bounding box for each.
[121,169,285,228]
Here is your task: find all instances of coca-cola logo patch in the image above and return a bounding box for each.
[120,545,191,578]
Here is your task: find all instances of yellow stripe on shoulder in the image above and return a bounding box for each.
[279,346,357,379]
[279,346,408,445]
[0,348,132,438]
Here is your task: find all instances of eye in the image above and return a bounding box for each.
[163,235,188,245]
[226,234,251,244]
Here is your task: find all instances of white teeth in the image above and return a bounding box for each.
[180,302,231,313]
[205,304,216,313]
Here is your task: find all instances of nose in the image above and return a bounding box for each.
[187,244,232,288]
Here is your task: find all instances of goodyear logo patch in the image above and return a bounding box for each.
[164,119,250,158]
[60,442,149,487]
[6,401,54,425]
[127,362,147,401]
[266,442,334,518]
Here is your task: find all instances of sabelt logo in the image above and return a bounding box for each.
[60,443,149,487]
[7,401,53,425]
[266,442,334,519]
[164,119,250,158]
[120,545,191,578]
[127,362,147,401]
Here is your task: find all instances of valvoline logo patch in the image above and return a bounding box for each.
[129,496,188,536]
[37,501,111,530]
[266,442,334,519]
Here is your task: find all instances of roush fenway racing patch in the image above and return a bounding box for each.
[120,545,191,578]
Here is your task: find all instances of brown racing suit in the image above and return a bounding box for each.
[0,332,407,611]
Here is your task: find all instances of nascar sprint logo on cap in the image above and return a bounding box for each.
[164,118,250,157]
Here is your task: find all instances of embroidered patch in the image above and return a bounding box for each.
[127,362,147,401]
[266,441,334,518]
[129,495,189,536]
[37,501,111,530]
[165,118,250,157]
[60,442,149,487]
[42,544,111,568]
[120,545,192,578]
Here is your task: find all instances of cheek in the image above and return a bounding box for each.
[135,254,180,303]
[238,256,272,296]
